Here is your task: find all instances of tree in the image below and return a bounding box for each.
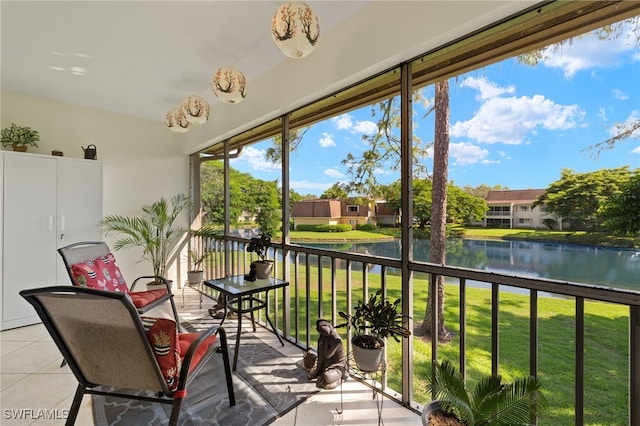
[342,93,430,196]
[425,80,450,339]
[320,182,349,200]
[601,170,640,235]
[534,167,631,230]
[462,184,509,199]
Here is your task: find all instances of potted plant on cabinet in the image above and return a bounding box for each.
[100,193,191,285]
[1,123,40,152]
[246,232,273,279]
[338,289,411,372]
[422,360,547,426]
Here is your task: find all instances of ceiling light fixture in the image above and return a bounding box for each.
[271,2,320,59]
[181,95,210,124]
[165,107,191,133]
[212,67,247,104]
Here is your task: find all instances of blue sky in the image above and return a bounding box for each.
[231,23,640,196]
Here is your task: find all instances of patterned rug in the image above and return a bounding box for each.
[92,319,318,425]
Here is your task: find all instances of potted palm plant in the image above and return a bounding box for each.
[187,249,207,285]
[1,123,40,152]
[246,232,273,279]
[100,193,191,285]
[338,289,411,372]
[423,360,547,426]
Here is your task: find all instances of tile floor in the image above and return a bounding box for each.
[1,287,422,425]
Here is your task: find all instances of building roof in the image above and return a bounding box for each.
[291,199,342,218]
[485,189,546,204]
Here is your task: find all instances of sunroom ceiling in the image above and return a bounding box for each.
[1,1,554,146]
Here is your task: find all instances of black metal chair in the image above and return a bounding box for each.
[20,286,235,425]
[58,241,181,328]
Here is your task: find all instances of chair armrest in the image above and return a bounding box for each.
[131,276,173,293]
[176,325,227,391]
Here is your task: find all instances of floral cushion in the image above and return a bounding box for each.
[141,317,181,391]
[69,253,129,293]
[140,317,218,391]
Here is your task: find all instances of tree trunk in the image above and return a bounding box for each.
[423,80,450,339]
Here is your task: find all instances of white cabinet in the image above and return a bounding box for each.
[1,152,103,330]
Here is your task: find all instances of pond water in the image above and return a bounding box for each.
[304,238,640,291]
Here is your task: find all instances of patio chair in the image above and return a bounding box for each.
[20,286,236,425]
[58,241,181,327]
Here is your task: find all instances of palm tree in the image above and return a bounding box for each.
[425,360,547,426]
[100,193,191,283]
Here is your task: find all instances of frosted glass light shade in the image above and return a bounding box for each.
[271,2,319,59]
[181,95,210,124]
[211,67,247,104]
[165,107,191,133]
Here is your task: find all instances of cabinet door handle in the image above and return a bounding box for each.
[48,216,54,232]
[59,215,66,232]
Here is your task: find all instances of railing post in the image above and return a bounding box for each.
[631,305,639,425]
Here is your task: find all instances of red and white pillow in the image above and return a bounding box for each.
[69,253,129,293]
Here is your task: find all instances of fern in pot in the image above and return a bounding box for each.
[1,123,40,152]
[100,193,191,285]
[423,360,547,426]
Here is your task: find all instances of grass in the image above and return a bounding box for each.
[262,264,629,425]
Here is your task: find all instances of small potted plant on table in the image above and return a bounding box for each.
[338,289,411,372]
[1,123,40,152]
[246,232,273,280]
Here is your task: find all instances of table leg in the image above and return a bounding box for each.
[265,290,284,347]
[233,295,242,371]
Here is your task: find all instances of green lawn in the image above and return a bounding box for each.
[268,264,629,426]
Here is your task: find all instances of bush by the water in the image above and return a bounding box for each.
[296,224,352,232]
[356,223,377,231]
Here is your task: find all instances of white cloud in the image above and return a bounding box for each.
[612,89,629,101]
[632,145,640,155]
[229,146,279,172]
[290,180,334,192]
[449,142,494,165]
[353,120,378,135]
[609,110,640,138]
[324,168,344,178]
[451,94,584,144]
[539,27,638,78]
[319,132,336,147]
[332,114,353,130]
[332,113,377,135]
[460,76,515,101]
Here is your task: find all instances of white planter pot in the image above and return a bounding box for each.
[187,270,203,284]
[351,338,384,372]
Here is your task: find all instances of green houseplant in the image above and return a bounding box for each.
[423,360,547,426]
[100,193,191,284]
[338,289,411,372]
[186,226,219,284]
[246,232,273,279]
[1,123,40,152]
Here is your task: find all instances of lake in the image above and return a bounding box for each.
[304,238,640,291]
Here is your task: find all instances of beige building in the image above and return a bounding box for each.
[484,189,561,229]
[291,199,400,229]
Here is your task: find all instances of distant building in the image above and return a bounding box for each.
[484,189,561,229]
[291,199,400,229]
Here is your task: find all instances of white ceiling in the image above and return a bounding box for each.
[1,1,367,123]
[1,1,542,141]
